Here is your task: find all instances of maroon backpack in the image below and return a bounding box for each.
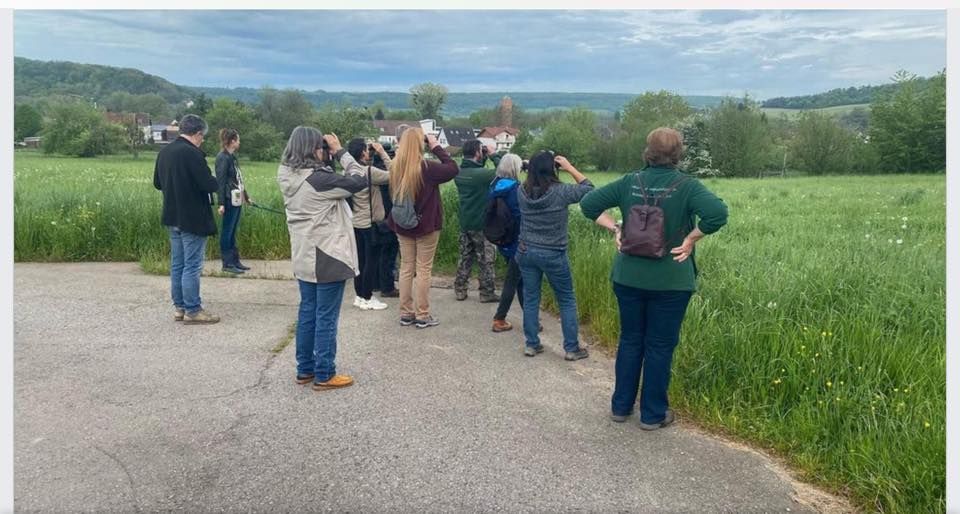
[620,174,688,258]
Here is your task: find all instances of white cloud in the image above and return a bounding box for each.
[12,9,947,98]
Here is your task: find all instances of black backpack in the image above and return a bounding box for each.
[483,195,518,247]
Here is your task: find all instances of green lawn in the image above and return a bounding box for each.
[13,150,946,513]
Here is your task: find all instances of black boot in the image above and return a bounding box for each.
[234,249,251,271]
[222,249,245,274]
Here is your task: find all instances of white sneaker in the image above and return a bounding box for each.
[366,296,388,310]
[353,296,368,309]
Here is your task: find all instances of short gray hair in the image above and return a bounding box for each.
[281,126,324,169]
[179,114,207,136]
[496,153,523,180]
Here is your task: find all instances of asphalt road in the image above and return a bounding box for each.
[13,262,837,512]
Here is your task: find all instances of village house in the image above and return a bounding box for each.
[372,119,441,146]
[477,126,519,152]
[436,127,476,151]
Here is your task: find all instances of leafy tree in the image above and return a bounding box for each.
[312,105,377,142]
[705,96,771,177]
[41,101,125,157]
[613,91,692,170]
[204,98,282,162]
[14,103,43,141]
[384,109,419,120]
[469,108,499,128]
[535,107,599,167]
[188,93,213,118]
[123,118,146,159]
[838,107,870,133]
[678,116,720,177]
[870,70,945,173]
[510,129,535,158]
[256,87,315,139]
[374,107,385,120]
[791,111,857,174]
[409,82,448,120]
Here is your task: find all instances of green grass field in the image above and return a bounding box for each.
[13,150,945,513]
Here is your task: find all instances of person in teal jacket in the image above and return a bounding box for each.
[580,127,728,430]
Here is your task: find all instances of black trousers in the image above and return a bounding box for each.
[354,227,380,300]
[494,256,524,321]
[376,229,399,294]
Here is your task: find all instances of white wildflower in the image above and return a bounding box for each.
[896,239,903,245]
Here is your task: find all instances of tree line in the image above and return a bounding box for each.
[15,70,945,175]
[761,74,942,110]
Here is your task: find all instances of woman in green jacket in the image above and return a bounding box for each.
[580,127,728,430]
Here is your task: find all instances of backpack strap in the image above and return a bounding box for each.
[634,172,653,206]
[367,164,375,222]
[653,175,688,207]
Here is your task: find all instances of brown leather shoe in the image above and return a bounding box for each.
[295,374,314,385]
[183,309,220,324]
[492,319,513,332]
[312,374,354,390]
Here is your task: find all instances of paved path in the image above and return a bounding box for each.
[14,262,843,512]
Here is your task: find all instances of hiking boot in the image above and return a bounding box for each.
[455,290,467,301]
[174,308,185,322]
[312,374,354,390]
[365,297,389,310]
[479,294,500,303]
[492,319,513,332]
[183,309,220,325]
[400,314,416,326]
[235,261,251,271]
[380,289,399,298]
[639,410,676,431]
[564,348,589,361]
[222,265,245,274]
[415,316,440,329]
[295,373,315,385]
[611,413,630,423]
[524,344,544,357]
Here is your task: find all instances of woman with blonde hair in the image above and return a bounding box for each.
[387,128,459,328]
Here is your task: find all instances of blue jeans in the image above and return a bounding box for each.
[168,226,207,314]
[517,244,580,352]
[611,282,692,424]
[220,205,242,266]
[296,279,346,382]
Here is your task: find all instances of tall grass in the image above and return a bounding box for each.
[14,150,945,512]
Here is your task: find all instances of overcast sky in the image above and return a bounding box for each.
[13,10,947,99]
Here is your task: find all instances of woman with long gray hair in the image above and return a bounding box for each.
[277,126,366,390]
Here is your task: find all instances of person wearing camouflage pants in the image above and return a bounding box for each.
[454,231,498,302]
[453,139,501,303]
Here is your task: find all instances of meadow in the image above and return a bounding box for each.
[13,150,946,513]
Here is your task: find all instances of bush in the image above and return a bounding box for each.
[705,96,771,177]
[41,101,125,157]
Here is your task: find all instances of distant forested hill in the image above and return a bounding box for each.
[761,74,941,109]
[14,57,193,103]
[14,57,724,116]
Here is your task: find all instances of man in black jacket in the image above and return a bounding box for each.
[153,114,220,324]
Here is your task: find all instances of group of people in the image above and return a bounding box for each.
[154,114,728,429]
